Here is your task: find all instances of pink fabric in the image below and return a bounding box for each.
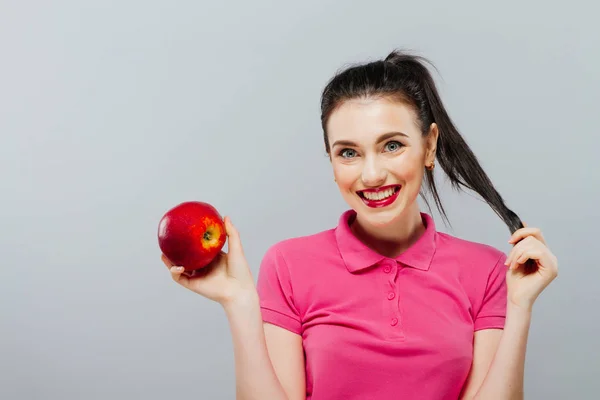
[256,210,508,400]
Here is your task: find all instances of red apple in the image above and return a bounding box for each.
[157,201,227,271]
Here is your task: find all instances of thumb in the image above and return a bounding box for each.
[224,216,244,255]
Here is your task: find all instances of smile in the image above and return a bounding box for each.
[357,185,401,208]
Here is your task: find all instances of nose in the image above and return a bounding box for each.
[361,155,387,188]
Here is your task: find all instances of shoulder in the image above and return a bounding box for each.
[434,232,508,309]
[436,231,507,271]
[256,227,338,295]
[260,227,338,267]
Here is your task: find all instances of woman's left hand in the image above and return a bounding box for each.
[505,224,558,310]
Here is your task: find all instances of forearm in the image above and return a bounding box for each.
[223,291,288,400]
[473,304,532,400]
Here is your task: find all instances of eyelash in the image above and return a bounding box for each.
[337,140,404,158]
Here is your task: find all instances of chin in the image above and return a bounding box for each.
[353,202,406,227]
[366,210,404,226]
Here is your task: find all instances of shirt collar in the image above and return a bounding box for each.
[334,209,437,273]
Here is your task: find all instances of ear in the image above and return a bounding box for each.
[425,123,439,163]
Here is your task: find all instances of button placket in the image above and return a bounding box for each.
[382,259,404,340]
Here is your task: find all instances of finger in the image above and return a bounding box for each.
[505,238,527,266]
[224,216,244,255]
[509,241,546,271]
[505,249,514,267]
[516,247,543,264]
[517,244,557,273]
[509,227,545,245]
[507,246,524,270]
[169,265,190,285]
[187,262,216,278]
[506,239,532,270]
[508,227,543,243]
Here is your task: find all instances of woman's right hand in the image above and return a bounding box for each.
[161,216,257,306]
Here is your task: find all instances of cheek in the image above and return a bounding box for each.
[390,153,425,183]
[332,163,359,189]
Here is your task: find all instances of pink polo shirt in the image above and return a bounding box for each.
[256,210,508,400]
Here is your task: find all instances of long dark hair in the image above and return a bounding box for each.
[320,50,530,261]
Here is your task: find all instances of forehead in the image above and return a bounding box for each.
[327,97,420,143]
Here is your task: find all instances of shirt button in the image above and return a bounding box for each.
[383,266,391,273]
[391,318,398,326]
[387,292,395,300]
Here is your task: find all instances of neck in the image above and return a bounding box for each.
[350,203,426,258]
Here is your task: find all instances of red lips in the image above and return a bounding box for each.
[357,185,402,208]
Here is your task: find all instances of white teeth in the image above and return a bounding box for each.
[363,187,396,201]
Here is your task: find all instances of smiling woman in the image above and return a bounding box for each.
[334,130,409,208]
[327,98,438,237]
[162,49,559,400]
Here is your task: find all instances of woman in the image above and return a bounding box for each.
[162,50,558,400]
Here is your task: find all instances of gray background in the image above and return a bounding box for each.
[1,1,597,399]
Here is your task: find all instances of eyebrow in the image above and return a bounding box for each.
[331,131,409,149]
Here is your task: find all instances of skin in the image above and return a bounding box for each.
[327,96,437,257]
[162,95,558,400]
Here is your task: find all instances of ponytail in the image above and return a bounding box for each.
[418,60,524,233]
[321,50,534,270]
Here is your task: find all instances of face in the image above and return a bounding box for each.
[327,96,438,227]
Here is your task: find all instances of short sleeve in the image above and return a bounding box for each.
[474,253,508,331]
[256,245,302,335]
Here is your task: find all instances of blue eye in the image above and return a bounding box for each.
[385,141,403,152]
[339,149,357,158]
